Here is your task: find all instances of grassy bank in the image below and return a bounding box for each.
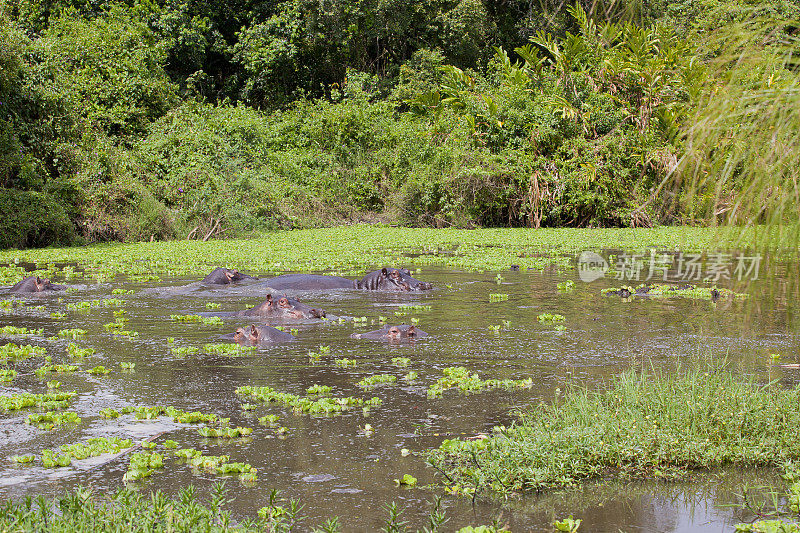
[428,367,800,496]
[0,484,507,533]
[0,225,775,283]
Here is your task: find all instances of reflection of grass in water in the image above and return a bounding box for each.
[430,365,800,496]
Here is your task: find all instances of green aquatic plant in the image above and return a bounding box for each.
[123,451,164,482]
[46,380,61,388]
[111,288,135,295]
[50,312,67,319]
[236,385,382,416]
[259,414,280,426]
[164,440,178,449]
[171,314,223,325]
[557,280,576,292]
[171,346,199,356]
[2,326,44,337]
[57,328,86,339]
[100,408,120,418]
[120,361,135,370]
[307,384,332,395]
[357,374,397,389]
[334,358,357,367]
[489,294,509,302]
[35,363,79,377]
[67,343,95,358]
[203,343,255,355]
[87,365,111,375]
[427,367,532,398]
[0,391,76,411]
[11,455,34,463]
[537,313,565,323]
[0,343,46,361]
[205,302,221,309]
[0,368,16,382]
[391,357,411,367]
[394,474,417,487]
[26,411,81,430]
[403,371,418,381]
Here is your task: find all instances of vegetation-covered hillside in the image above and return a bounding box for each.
[1,0,798,247]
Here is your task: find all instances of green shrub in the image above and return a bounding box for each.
[0,188,76,249]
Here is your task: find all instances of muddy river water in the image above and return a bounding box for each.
[1,261,799,531]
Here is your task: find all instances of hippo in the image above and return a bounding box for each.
[238,294,325,320]
[222,324,296,344]
[9,276,66,293]
[351,324,428,341]
[261,268,432,292]
[202,267,257,285]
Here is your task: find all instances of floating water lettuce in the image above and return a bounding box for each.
[428,367,532,398]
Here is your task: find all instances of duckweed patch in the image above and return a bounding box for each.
[427,367,532,398]
[430,368,800,495]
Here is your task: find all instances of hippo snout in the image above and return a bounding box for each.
[419,282,433,290]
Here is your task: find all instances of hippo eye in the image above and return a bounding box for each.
[279,298,289,306]
[390,271,400,279]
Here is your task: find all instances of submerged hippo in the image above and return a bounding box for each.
[262,268,432,292]
[10,276,66,293]
[222,324,296,344]
[202,267,257,285]
[351,324,428,341]
[238,294,326,319]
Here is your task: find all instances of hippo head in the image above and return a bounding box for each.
[234,325,260,343]
[257,294,325,319]
[386,325,419,339]
[358,268,433,291]
[203,267,256,285]
[10,276,64,293]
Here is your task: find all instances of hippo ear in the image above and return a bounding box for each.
[407,325,416,336]
[36,276,42,283]
[250,325,259,341]
[381,268,389,277]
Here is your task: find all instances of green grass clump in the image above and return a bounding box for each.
[0,343,46,361]
[430,368,800,495]
[357,374,397,389]
[427,367,532,398]
[0,391,76,411]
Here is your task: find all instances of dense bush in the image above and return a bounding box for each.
[1,0,797,248]
[0,189,76,249]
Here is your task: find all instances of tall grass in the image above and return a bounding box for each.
[429,366,800,495]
